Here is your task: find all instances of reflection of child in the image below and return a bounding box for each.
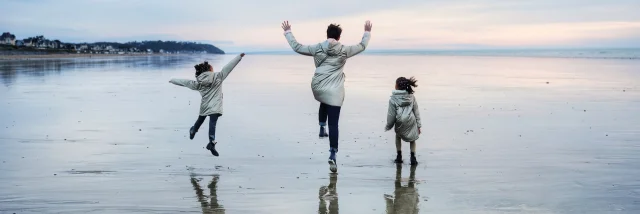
[385,164,419,214]
[385,77,421,165]
[190,173,225,213]
[169,53,245,156]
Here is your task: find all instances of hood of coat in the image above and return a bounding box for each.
[390,90,413,107]
[321,39,342,56]
[196,71,213,83]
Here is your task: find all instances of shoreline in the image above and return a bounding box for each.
[0,53,186,60]
[3,52,638,61]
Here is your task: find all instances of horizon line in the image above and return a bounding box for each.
[229,47,640,54]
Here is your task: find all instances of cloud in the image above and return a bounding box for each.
[2,0,640,50]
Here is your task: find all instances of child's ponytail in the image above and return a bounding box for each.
[396,76,418,94]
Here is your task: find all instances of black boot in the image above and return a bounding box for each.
[394,151,403,164]
[206,141,219,156]
[410,152,418,165]
[189,127,196,140]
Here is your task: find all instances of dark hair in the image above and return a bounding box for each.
[396,77,418,94]
[326,24,342,40]
[194,61,210,77]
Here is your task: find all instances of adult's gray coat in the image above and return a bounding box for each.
[284,30,371,107]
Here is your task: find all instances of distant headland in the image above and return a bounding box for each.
[0,32,225,56]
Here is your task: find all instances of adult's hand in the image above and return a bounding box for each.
[364,20,372,32]
[281,21,291,32]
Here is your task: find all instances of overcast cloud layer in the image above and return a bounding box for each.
[2,0,639,51]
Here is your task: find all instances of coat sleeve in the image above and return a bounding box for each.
[345,32,371,58]
[169,78,199,91]
[284,30,316,56]
[219,54,243,81]
[412,96,422,128]
[385,100,397,131]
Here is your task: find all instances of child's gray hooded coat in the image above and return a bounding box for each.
[284,30,371,107]
[168,55,242,116]
[385,90,422,142]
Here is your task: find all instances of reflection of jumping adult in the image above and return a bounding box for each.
[282,20,372,172]
[190,173,225,214]
[385,165,419,214]
[318,174,339,214]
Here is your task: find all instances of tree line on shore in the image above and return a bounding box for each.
[0,32,225,54]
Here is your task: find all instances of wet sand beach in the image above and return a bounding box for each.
[1,54,639,213]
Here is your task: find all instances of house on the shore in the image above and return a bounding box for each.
[0,32,16,46]
[77,44,88,51]
[35,40,51,49]
[22,38,34,47]
[60,43,76,51]
[52,40,61,49]
[37,40,60,49]
[28,36,60,49]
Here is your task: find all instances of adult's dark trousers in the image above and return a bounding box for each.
[319,103,341,151]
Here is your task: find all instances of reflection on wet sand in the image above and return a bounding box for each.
[190,173,225,214]
[385,165,419,214]
[319,173,339,214]
[0,55,211,87]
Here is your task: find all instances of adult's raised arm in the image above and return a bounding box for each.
[346,20,372,58]
[282,21,315,56]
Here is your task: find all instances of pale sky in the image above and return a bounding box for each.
[2,0,640,52]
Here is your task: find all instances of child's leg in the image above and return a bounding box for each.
[394,135,403,163]
[410,141,418,165]
[208,114,221,142]
[410,141,416,153]
[192,116,207,132]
